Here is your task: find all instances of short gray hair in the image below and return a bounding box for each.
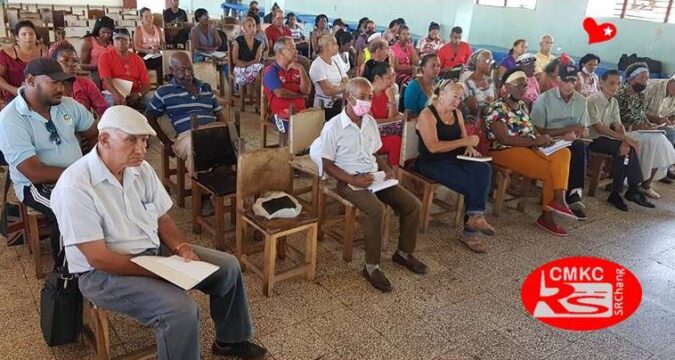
[273,36,294,55]
[368,38,388,53]
[346,77,372,97]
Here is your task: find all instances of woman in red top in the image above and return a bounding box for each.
[363,60,403,170]
[0,21,46,103]
[52,44,109,117]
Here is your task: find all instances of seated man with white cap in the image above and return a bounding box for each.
[50,105,266,360]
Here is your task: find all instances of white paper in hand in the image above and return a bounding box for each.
[348,171,399,192]
[111,78,134,97]
[131,255,219,290]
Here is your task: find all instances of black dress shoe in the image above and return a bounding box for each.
[659,177,673,184]
[362,267,392,292]
[608,192,628,211]
[213,341,267,359]
[625,191,656,208]
[668,170,675,180]
[392,252,428,274]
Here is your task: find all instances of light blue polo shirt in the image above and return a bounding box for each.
[0,88,94,201]
[531,87,590,130]
[51,148,173,274]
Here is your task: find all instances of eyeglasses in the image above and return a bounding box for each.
[45,120,61,145]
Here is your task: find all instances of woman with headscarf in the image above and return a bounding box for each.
[79,16,114,86]
[496,39,527,85]
[486,67,576,237]
[416,22,444,57]
[0,21,47,102]
[515,53,540,109]
[577,53,601,97]
[463,49,495,117]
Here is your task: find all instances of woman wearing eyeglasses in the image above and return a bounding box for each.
[416,80,495,253]
[52,43,108,118]
[486,67,574,237]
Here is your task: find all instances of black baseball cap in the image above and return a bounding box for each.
[559,63,578,82]
[112,27,131,39]
[24,58,74,81]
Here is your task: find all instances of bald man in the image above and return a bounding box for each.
[534,34,556,76]
[146,52,238,175]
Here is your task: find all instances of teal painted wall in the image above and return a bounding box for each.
[284,0,675,74]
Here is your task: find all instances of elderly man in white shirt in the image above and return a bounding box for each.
[51,106,266,360]
[310,77,427,293]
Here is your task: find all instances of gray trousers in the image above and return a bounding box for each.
[78,245,254,360]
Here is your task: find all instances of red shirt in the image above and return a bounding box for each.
[265,25,292,49]
[371,91,390,119]
[437,41,472,69]
[71,77,108,117]
[98,50,149,93]
[262,62,306,117]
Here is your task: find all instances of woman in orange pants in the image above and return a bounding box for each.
[485,68,577,237]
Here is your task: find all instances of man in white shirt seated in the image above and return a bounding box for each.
[51,106,266,360]
[310,77,427,293]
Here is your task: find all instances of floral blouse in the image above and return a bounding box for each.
[615,84,646,127]
[485,98,534,150]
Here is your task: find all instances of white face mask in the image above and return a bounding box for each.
[582,66,593,75]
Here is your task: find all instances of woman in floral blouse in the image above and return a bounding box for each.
[486,67,576,237]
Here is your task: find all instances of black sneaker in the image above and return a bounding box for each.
[668,169,675,180]
[566,193,582,207]
[362,267,393,292]
[212,341,267,359]
[568,201,588,220]
[659,177,673,184]
[625,190,656,209]
[607,192,628,211]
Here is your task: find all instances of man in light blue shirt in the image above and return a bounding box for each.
[51,106,266,360]
[0,58,97,262]
[532,63,590,220]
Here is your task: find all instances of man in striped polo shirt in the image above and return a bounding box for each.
[146,52,238,175]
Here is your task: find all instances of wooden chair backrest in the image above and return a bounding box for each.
[88,9,104,20]
[191,124,237,173]
[193,61,219,91]
[400,118,420,167]
[152,13,163,28]
[289,108,325,156]
[236,147,292,201]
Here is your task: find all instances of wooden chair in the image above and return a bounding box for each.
[259,81,287,148]
[491,165,532,216]
[587,152,614,196]
[398,119,464,232]
[157,117,190,208]
[190,117,239,251]
[20,203,47,279]
[288,108,325,215]
[235,147,318,296]
[82,300,155,360]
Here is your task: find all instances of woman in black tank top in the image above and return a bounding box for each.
[415,80,495,253]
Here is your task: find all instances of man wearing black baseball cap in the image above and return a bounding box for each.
[0,57,98,264]
[532,60,591,220]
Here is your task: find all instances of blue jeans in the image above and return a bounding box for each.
[417,159,492,233]
[78,245,254,360]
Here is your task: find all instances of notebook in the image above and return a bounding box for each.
[131,255,219,290]
[539,139,573,156]
[110,78,134,97]
[348,171,399,193]
[457,155,492,162]
[143,51,163,60]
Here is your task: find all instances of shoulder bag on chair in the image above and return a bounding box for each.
[40,245,83,346]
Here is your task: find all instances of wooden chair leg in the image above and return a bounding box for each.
[419,184,433,233]
[191,181,202,234]
[342,205,356,262]
[588,156,604,197]
[262,234,277,297]
[260,122,268,149]
[517,178,531,212]
[27,214,43,279]
[277,238,287,260]
[305,224,317,281]
[317,189,326,242]
[494,171,508,217]
[454,195,464,228]
[310,177,319,216]
[235,215,244,260]
[161,151,171,193]
[214,195,225,251]
[176,158,186,208]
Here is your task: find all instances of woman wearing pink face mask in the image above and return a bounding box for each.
[416,80,495,253]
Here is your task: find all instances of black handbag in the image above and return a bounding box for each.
[40,253,83,346]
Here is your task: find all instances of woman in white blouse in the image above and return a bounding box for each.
[577,53,601,97]
[309,34,349,120]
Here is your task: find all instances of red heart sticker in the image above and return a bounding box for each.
[583,17,617,44]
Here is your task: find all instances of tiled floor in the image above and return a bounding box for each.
[1,110,675,360]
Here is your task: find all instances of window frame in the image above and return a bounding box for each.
[475,0,537,10]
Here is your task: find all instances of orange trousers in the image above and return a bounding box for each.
[489,147,571,208]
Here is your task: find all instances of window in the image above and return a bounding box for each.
[475,0,537,10]
[586,0,675,23]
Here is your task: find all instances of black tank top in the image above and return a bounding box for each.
[235,35,261,62]
[417,105,464,165]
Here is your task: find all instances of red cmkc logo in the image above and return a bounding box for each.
[521,256,642,331]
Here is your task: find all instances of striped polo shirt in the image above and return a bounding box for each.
[147,78,222,134]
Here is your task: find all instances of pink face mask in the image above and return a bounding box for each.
[351,99,372,117]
